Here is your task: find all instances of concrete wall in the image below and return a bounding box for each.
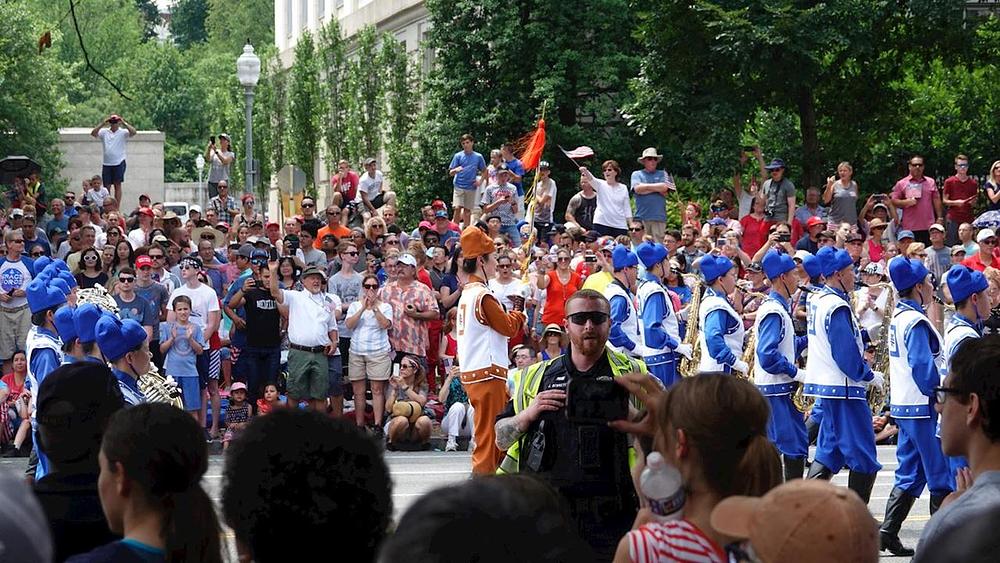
[58,128,165,206]
[164,182,208,211]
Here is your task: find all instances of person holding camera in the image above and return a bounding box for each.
[495,289,650,559]
[205,134,235,199]
[90,114,136,205]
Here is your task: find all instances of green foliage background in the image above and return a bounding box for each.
[7,0,1000,219]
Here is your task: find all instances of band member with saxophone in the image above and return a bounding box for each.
[635,242,691,387]
[879,257,953,557]
[603,245,643,358]
[696,254,747,375]
[754,250,808,480]
[804,247,882,504]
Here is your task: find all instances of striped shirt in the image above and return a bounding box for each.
[626,520,726,563]
[346,301,393,355]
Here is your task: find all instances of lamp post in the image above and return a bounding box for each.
[236,41,261,198]
[195,154,205,200]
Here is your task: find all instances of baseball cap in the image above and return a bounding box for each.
[266,221,280,229]
[846,232,865,243]
[418,220,433,231]
[250,250,269,266]
[929,223,945,233]
[951,244,967,256]
[873,202,889,213]
[231,382,248,392]
[862,261,884,276]
[434,210,449,219]
[746,261,763,273]
[215,222,230,232]
[135,255,153,269]
[806,216,827,229]
[431,199,446,209]
[218,133,230,140]
[179,255,203,269]
[237,244,254,258]
[584,230,600,243]
[711,479,878,563]
[538,160,550,169]
[897,230,915,241]
[138,207,154,218]
[108,114,121,123]
[793,250,812,263]
[190,205,202,214]
[977,228,996,243]
[363,157,376,166]
[152,234,169,244]
[398,253,418,268]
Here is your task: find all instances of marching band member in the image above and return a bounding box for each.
[696,254,747,375]
[603,245,643,357]
[754,250,808,480]
[943,266,990,370]
[799,251,827,442]
[803,248,882,504]
[878,257,953,557]
[635,242,691,387]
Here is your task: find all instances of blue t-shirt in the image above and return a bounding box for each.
[631,169,668,222]
[115,294,155,331]
[505,157,526,196]
[66,539,166,562]
[449,151,487,190]
[160,321,205,378]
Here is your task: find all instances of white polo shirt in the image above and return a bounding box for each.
[283,289,337,347]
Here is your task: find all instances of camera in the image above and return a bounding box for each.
[584,252,597,263]
[210,135,216,145]
[565,376,628,424]
[777,233,791,243]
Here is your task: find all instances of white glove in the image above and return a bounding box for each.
[869,371,885,389]
[674,343,693,359]
[733,359,750,375]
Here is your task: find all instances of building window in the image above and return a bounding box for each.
[300,0,308,30]
[318,0,325,20]
[285,0,293,37]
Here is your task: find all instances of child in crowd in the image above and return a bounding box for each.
[160,295,205,421]
[224,382,251,450]
[256,383,282,415]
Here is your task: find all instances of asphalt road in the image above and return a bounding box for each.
[1,445,923,561]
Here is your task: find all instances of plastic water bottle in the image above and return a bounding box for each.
[640,452,685,520]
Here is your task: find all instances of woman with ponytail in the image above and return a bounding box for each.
[68,403,222,563]
[612,373,782,563]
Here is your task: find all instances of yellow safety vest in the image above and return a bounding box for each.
[497,348,648,475]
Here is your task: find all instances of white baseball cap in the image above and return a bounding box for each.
[793,250,812,262]
[397,253,417,267]
[977,228,996,243]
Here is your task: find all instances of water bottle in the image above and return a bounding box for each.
[640,452,685,520]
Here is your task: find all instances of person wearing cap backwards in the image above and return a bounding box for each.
[90,114,136,204]
[205,133,235,199]
[454,226,525,475]
[96,314,151,407]
[635,241,691,387]
[602,245,645,359]
[709,479,879,563]
[754,250,810,480]
[802,247,883,503]
[696,254,748,375]
[879,257,953,556]
[23,262,70,481]
[962,228,999,272]
[268,260,339,412]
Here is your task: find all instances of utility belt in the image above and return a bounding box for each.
[523,419,630,492]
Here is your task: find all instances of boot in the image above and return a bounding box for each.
[879,487,917,556]
[783,456,806,481]
[847,470,878,504]
[929,494,947,515]
[806,461,834,480]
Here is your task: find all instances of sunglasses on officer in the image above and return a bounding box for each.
[566,311,610,325]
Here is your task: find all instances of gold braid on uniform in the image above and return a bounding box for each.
[76,285,184,408]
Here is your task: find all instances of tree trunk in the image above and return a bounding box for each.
[797,87,822,189]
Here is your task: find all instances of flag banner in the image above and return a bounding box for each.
[559,145,595,160]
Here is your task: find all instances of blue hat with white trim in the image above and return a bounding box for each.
[762,250,796,280]
[946,266,989,304]
[700,254,734,284]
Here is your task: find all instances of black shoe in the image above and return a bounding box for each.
[806,461,834,480]
[372,425,385,440]
[879,487,917,556]
[879,533,915,557]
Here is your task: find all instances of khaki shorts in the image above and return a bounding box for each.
[643,220,666,243]
[348,351,392,382]
[452,187,479,211]
[0,306,31,362]
[286,349,329,400]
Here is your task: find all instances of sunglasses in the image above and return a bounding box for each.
[149,254,164,259]
[30,251,44,257]
[401,362,418,370]
[343,251,359,256]
[629,227,644,232]
[363,284,379,289]
[909,163,924,167]
[302,203,315,208]
[957,163,969,168]
[179,264,198,270]
[9,239,23,244]
[327,210,340,215]
[83,254,98,261]
[557,257,571,262]
[119,276,135,283]
[567,311,610,325]
[983,238,998,246]
[497,263,512,268]
[200,234,216,240]
[385,240,400,245]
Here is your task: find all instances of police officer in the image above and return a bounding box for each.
[803,248,882,504]
[495,289,649,559]
[879,257,954,556]
[696,254,747,375]
[754,250,808,480]
[603,245,642,357]
[635,242,691,387]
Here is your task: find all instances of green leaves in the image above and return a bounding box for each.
[288,31,323,191]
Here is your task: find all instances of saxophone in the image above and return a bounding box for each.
[736,282,769,382]
[867,284,894,415]
[76,286,184,409]
[678,275,703,377]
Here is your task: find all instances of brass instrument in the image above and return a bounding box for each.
[736,283,769,382]
[867,284,894,415]
[76,286,184,409]
[678,275,703,377]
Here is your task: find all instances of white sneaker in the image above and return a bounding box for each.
[468,439,476,452]
[445,437,458,452]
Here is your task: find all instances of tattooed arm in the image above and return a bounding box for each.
[494,389,567,450]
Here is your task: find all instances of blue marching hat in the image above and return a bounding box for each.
[73,304,103,344]
[58,270,78,289]
[31,256,52,276]
[95,315,147,362]
[802,253,824,280]
[50,278,71,298]
[946,266,989,304]
[635,242,668,269]
[26,278,67,314]
[53,305,78,342]
[700,254,734,284]
[762,250,796,280]
[888,257,929,293]
[611,245,639,270]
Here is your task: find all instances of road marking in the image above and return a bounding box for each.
[392,470,470,475]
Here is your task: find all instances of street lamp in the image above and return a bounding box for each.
[195,154,205,199]
[236,40,261,198]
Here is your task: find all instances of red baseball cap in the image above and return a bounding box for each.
[431,199,446,209]
[138,207,154,218]
[135,255,153,269]
[806,216,827,229]
[266,221,280,229]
